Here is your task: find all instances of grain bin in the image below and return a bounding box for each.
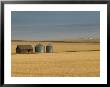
[35,43,45,53]
[46,44,53,53]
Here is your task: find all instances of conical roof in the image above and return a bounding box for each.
[35,43,44,47]
[47,42,53,46]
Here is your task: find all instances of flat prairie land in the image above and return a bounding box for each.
[11,41,100,77]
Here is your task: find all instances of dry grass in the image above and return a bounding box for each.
[11,41,100,77]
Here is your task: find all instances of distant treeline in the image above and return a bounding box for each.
[12,40,100,43]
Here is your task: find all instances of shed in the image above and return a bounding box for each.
[16,45,33,54]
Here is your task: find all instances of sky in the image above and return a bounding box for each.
[11,11,100,41]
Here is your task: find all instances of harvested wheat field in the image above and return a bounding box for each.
[11,41,100,77]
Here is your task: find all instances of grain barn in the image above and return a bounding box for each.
[16,45,33,54]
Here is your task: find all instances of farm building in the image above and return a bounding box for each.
[35,43,45,53]
[46,44,53,53]
[16,45,33,54]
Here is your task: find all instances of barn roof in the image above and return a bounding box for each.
[16,45,33,49]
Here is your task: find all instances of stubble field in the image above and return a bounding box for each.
[11,41,100,77]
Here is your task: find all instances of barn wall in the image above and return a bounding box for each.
[16,49,33,54]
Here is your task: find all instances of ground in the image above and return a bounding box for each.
[11,41,100,77]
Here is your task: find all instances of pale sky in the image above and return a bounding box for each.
[11,11,100,40]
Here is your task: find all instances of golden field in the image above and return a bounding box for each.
[11,41,100,77]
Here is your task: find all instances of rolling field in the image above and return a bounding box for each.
[11,41,100,77]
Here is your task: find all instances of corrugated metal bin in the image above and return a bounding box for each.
[35,43,45,53]
[46,44,53,53]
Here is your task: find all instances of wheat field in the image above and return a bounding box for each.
[11,41,100,77]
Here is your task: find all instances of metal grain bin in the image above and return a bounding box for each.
[46,44,53,53]
[35,43,45,53]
